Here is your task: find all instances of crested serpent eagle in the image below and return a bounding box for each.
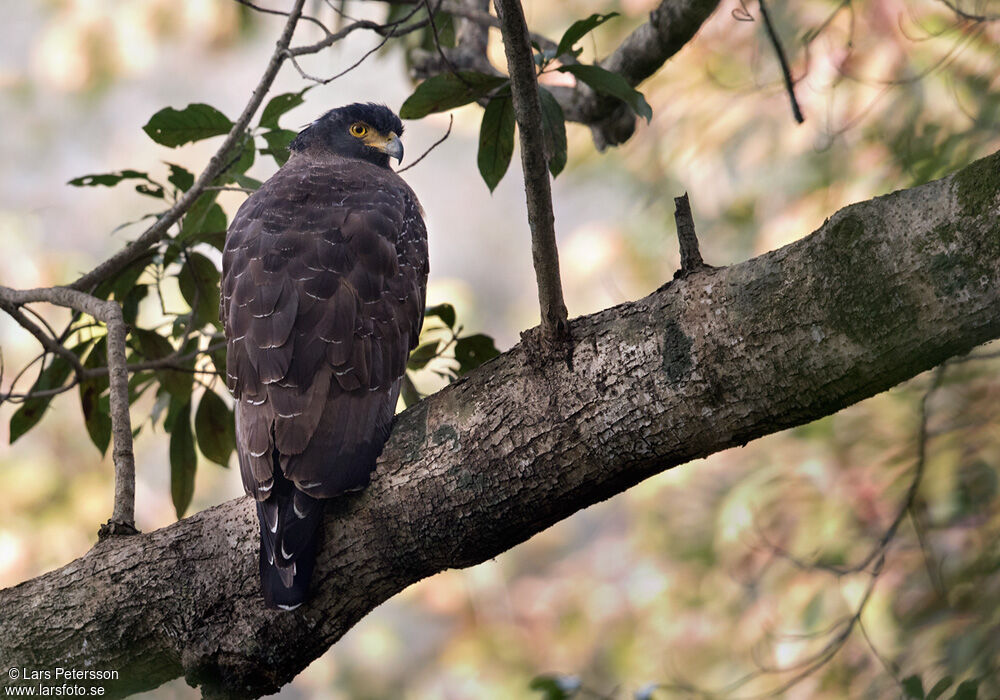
[221,103,428,609]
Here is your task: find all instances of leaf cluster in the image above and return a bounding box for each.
[399,13,651,191]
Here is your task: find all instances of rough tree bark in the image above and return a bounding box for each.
[1,150,997,698]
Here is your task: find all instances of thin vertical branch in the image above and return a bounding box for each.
[673,192,707,275]
[758,0,805,124]
[0,286,136,536]
[102,301,136,536]
[493,0,570,343]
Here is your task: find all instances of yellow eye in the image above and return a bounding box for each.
[349,123,368,138]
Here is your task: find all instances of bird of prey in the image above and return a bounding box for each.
[220,103,428,610]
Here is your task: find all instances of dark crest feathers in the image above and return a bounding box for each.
[290,102,404,153]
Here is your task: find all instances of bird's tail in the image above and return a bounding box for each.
[256,468,325,610]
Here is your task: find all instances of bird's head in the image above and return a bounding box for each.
[289,103,404,168]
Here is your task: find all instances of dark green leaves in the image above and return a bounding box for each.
[538,88,568,177]
[68,170,165,199]
[455,333,500,375]
[952,680,979,700]
[477,96,516,192]
[169,400,197,518]
[177,252,221,329]
[904,676,926,699]
[133,328,192,400]
[9,340,93,444]
[80,337,111,456]
[557,64,653,122]
[555,12,619,58]
[407,341,441,371]
[259,88,310,130]
[260,129,297,167]
[166,163,195,191]
[68,170,152,188]
[927,677,954,700]
[194,390,235,467]
[400,71,509,119]
[179,192,224,241]
[901,676,977,700]
[143,103,233,148]
[425,303,456,329]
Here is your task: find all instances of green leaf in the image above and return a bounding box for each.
[423,12,456,49]
[194,390,235,467]
[557,64,652,121]
[225,132,256,178]
[455,333,500,375]
[400,71,509,119]
[903,676,925,699]
[68,170,152,188]
[259,88,310,130]
[169,400,197,518]
[9,340,94,444]
[408,340,441,370]
[120,284,148,327]
[177,252,221,329]
[538,88,568,177]
[93,250,154,302]
[477,96,516,192]
[927,677,954,700]
[232,173,262,190]
[79,337,111,456]
[166,163,195,191]
[134,182,165,199]
[143,103,233,148]
[133,328,192,400]
[400,373,421,408]
[261,129,297,166]
[952,680,979,700]
[209,341,227,380]
[178,191,223,243]
[425,303,456,329]
[555,12,619,58]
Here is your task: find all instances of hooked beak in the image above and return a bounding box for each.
[383,132,404,163]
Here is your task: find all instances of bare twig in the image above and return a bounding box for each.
[0,301,86,380]
[234,0,332,36]
[757,0,804,124]
[397,114,453,173]
[672,192,708,275]
[493,0,569,345]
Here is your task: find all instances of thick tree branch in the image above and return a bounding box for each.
[494,0,570,344]
[551,0,722,149]
[2,151,998,698]
[407,0,722,149]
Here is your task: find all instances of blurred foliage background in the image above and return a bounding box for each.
[1,0,999,698]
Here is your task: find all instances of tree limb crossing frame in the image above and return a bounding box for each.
[1,150,998,698]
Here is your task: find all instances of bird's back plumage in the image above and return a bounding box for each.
[222,143,427,608]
